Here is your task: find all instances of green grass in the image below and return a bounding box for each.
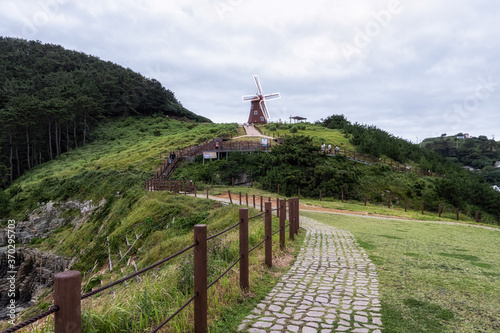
[3,118,238,219]
[201,185,499,227]
[303,211,500,332]
[258,123,354,149]
[3,198,305,332]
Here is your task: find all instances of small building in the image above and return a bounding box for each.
[289,116,307,123]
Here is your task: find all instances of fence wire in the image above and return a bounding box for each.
[150,292,199,333]
[81,241,198,300]
[1,306,59,333]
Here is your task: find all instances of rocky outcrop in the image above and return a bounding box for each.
[0,199,106,245]
[0,247,75,320]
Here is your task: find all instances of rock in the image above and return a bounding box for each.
[0,247,74,320]
[0,199,106,245]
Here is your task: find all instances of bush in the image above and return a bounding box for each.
[290,126,298,133]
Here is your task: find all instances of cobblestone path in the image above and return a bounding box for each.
[238,216,383,333]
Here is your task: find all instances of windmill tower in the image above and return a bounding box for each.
[242,75,280,124]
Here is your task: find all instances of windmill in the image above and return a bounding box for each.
[242,75,280,124]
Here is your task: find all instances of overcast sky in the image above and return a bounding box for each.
[2,0,499,142]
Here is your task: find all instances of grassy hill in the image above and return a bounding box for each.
[422,134,500,185]
[0,37,211,187]
[1,115,499,331]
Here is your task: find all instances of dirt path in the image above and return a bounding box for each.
[190,192,500,232]
[231,125,274,140]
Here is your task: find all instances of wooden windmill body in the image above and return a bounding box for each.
[242,75,280,124]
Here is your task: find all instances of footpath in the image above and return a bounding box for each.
[237,216,382,333]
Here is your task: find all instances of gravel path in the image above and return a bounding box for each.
[238,216,382,333]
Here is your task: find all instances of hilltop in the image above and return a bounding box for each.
[422,133,500,185]
[0,37,211,187]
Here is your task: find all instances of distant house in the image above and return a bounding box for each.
[464,133,470,138]
[495,161,500,168]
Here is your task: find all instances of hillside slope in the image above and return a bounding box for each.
[422,134,500,185]
[0,37,211,187]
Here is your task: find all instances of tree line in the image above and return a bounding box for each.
[0,37,210,187]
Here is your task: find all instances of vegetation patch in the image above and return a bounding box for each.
[304,211,500,332]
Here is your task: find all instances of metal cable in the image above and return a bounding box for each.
[249,212,265,219]
[248,236,269,254]
[81,242,198,300]
[207,220,242,241]
[271,226,283,236]
[1,305,59,333]
[150,293,199,333]
[207,255,243,290]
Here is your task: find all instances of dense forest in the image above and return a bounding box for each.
[422,134,500,185]
[174,131,500,222]
[320,114,452,174]
[0,37,210,187]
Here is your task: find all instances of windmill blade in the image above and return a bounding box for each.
[253,75,263,95]
[260,100,270,119]
[263,92,281,100]
[242,95,260,102]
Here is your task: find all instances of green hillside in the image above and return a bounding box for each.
[1,113,500,331]
[422,134,500,185]
[0,37,211,187]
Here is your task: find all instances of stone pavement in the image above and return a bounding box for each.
[238,216,383,333]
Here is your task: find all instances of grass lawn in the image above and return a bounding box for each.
[302,211,500,333]
[257,123,355,150]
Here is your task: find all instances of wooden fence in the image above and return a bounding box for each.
[146,138,280,187]
[2,197,300,333]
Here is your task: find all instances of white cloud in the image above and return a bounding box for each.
[1,0,499,141]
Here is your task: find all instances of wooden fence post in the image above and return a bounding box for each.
[228,190,233,204]
[388,196,391,208]
[438,204,442,217]
[265,202,272,268]
[280,199,286,249]
[475,210,479,223]
[239,192,242,205]
[260,196,263,212]
[298,187,300,199]
[246,193,249,207]
[54,271,81,333]
[295,198,300,234]
[456,208,460,221]
[194,225,207,333]
[232,177,234,188]
[276,197,280,217]
[320,190,322,201]
[239,208,249,290]
[341,191,344,203]
[289,199,295,241]
[277,184,280,195]
[364,195,367,206]
[206,187,209,199]
[405,198,407,212]
[253,195,255,208]
[194,183,197,198]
